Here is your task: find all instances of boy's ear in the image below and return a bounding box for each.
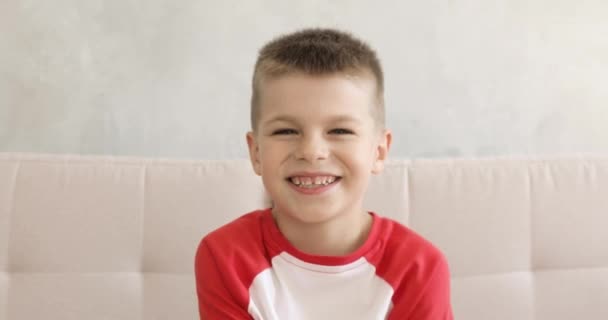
[246,132,262,176]
[371,129,392,175]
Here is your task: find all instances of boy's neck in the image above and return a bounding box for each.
[272,207,373,257]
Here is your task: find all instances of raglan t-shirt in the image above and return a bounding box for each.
[195,208,453,320]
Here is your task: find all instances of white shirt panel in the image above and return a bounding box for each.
[248,252,394,320]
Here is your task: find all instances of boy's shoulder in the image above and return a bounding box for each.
[374,213,447,268]
[196,209,271,277]
[202,209,266,247]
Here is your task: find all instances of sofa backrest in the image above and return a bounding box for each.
[1,153,607,319]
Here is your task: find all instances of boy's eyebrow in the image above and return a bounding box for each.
[262,116,295,125]
[263,115,362,126]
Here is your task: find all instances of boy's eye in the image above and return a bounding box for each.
[272,128,298,135]
[330,128,354,134]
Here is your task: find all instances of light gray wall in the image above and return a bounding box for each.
[1,0,607,159]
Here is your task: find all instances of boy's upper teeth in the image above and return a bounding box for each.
[290,176,336,186]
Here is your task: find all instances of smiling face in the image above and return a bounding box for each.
[247,72,391,225]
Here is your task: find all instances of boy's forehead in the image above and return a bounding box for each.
[259,73,376,112]
[256,71,379,131]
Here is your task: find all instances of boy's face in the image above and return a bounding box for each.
[247,72,391,225]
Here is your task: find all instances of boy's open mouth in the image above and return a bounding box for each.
[286,176,342,189]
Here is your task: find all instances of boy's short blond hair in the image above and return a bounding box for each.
[250,28,385,132]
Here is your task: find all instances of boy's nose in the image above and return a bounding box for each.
[294,135,329,162]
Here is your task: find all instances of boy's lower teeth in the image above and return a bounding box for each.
[299,184,324,189]
[288,177,340,189]
[292,180,335,188]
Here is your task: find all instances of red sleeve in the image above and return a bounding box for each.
[388,253,453,320]
[195,239,252,320]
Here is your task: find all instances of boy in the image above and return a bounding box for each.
[195,28,453,319]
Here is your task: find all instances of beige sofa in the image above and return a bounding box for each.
[0,152,607,319]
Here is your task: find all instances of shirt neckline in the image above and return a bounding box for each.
[261,207,383,266]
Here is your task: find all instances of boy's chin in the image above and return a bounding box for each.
[273,204,347,225]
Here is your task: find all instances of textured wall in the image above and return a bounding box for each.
[1,0,607,159]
